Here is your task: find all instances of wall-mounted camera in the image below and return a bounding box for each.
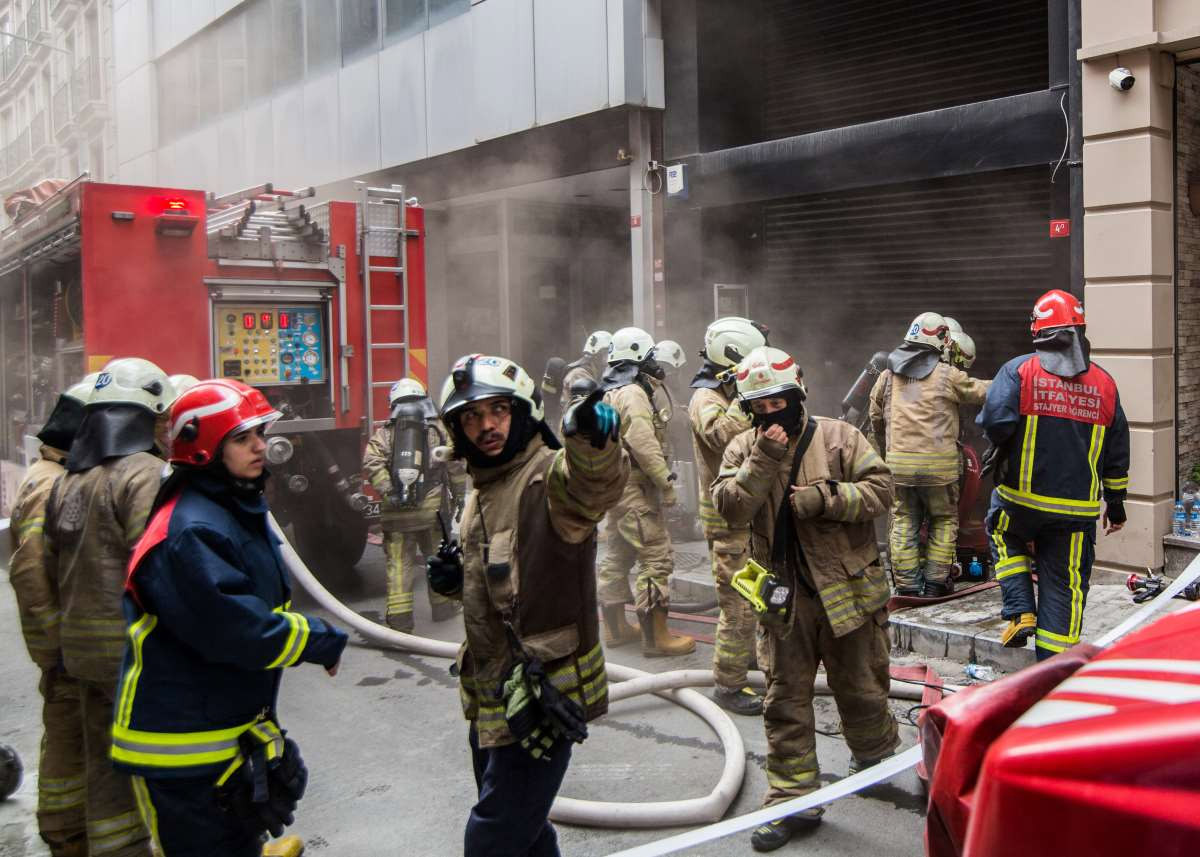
[1109,67,1135,91]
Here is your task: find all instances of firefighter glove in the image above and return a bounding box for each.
[791,485,825,520]
[502,659,588,762]
[1106,501,1127,525]
[563,387,620,449]
[426,542,463,598]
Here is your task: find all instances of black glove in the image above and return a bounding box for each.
[426,541,464,597]
[980,444,1000,477]
[563,386,620,450]
[526,658,588,745]
[1106,501,1127,525]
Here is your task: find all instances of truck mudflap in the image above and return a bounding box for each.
[922,603,1200,857]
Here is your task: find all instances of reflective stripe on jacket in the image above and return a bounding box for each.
[688,386,751,540]
[978,354,1130,518]
[112,474,347,778]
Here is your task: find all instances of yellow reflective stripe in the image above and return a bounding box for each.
[130,776,162,854]
[266,610,310,669]
[16,515,44,537]
[995,556,1031,580]
[1019,415,1038,493]
[111,719,255,768]
[116,614,157,730]
[1068,531,1085,642]
[1036,627,1076,644]
[1035,637,1068,653]
[88,809,146,854]
[1087,425,1105,501]
[1102,476,1128,490]
[996,485,1100,517]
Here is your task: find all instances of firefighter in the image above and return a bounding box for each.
[711,346,898,852]
[558,330,612,411]
[978,290,1129,659]
[425,353,628,856]
[869,312,990,597]
[362,378,466,632]
[114,379,347,857]
[44,358,177,857]
[948,330,977,371]
[595,327,695,656]
[8,373,96,857]
[688,317,767,715]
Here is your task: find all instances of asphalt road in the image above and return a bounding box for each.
[0,543,933,857]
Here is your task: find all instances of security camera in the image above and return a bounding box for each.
[1109,67,1135,91]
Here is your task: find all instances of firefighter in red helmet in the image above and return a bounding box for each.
[978,290,1130,659]
[114,379,347,857]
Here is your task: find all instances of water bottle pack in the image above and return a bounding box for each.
[1175,502,1188,537]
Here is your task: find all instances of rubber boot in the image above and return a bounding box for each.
[923,578,954,598]
[262,835,305,857]
[601,603,640,647]
[1001,612,1037,648]
[386,612,414,633]
[750,808,824,852]
[712,686,764,716]
[640,607,696,657]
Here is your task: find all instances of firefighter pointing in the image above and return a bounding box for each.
[362,378,466,632]
[978,290,1130,658]
[426,354,627,856]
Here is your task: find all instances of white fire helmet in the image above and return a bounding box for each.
[904,312,950,350]
[63,372,101,405]
[734,346,803,401]
[943,316,963,335]
[88,358,176,414]
[438,354,544,423]
[582,330,613,357]
[389,377,427,406]
[608,327,656,364]
[950,331,977,369]
[654,340,687,371]
[168,374,201,396]
[704,317,767,368]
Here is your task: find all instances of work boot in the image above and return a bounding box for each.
[923,579,954,598]
[430,601,462,623]
[262,835,305,857]
[602,603,641,647]
[750,808,824,852]
[1001,612,1037,648]
[895,583,924,597]
[848,750,894,774]
[712,686,764,716]
[640,607,696,657]
[385,611,414,633]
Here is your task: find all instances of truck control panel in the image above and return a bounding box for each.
[214,304,327,385]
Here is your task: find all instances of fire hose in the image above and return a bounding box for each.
[269,514,931,829]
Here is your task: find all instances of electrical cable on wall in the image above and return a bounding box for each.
[1050,91,1069,184]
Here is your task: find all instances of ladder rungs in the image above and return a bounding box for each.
[367,226,405,233]
[370,343,407,350]
[368,265,404,273]
[369,304,406,311]
[371,381,399,388]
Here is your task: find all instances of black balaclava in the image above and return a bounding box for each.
[749,389,807,436]
[36,394,86,452]
[67,404,159,473]
[1035,325,1091,378]
[450,398,560,470]
[886,341,942,380]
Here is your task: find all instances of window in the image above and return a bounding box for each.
[428,0,467,27]
[340,0,378,64]
[384,0,424,43]
[304,0,338,74]
[273,0,304,87]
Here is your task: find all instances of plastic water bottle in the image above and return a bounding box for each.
[967,557,984,580]
[965,664,996,682]
[1175,502,1188,537]
[1190,506,1200,539]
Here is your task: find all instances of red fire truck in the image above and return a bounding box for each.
[0,176,428,582]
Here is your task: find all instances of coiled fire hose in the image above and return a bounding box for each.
[270,514,928,828]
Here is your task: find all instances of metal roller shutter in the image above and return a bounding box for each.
[763,0,1049,140]
[762,167,1058,411]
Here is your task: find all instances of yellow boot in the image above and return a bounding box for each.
[262,835,305,857]
[640,607,696,657]
[1000,613,1037,648]
[602,603,641,647]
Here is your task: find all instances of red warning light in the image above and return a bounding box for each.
[260,312,273,329]
[242,313,256,330]
[164,198,188,212]
[279,312,290,329]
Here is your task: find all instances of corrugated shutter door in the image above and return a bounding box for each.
[762,167,1057,408]
[764,0,1049,140]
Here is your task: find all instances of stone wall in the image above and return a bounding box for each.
[1177,64,1200,488]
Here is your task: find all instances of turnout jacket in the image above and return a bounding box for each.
[454,433,629,749]
[978,354,1129,519]
[45,451,162,684]
[604,382,672,491]
[8,446,68,669]
[560,361,599,412]
[712,418,893,638]
[362,419,466,532]
[112,474,347,779]
[868,362,990,486]
[688,386,751,540]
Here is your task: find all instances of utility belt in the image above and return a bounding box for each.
[213,716,307,840]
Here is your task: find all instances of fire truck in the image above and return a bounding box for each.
[0,175,428,583]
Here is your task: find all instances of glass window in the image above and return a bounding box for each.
[246,0,273,101]
[273,0,304,87]
[428,0,467,28]
[384,0,425,43]
[339,0,378,64]
[218,13,247,112]
[1,272,27,461]
[304,0,338,74]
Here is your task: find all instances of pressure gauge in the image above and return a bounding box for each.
[302,350,319,367]
[302,332,318,347]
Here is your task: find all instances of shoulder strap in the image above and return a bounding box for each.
[770,418,817,576]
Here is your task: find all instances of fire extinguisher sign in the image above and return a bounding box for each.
[1049,219,1071,238]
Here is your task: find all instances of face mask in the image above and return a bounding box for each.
[749,392,805,436]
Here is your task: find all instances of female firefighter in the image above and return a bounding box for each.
[113,379,348,857]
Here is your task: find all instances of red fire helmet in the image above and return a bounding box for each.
[1030,288,1085,335]
[168,379,281,466]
